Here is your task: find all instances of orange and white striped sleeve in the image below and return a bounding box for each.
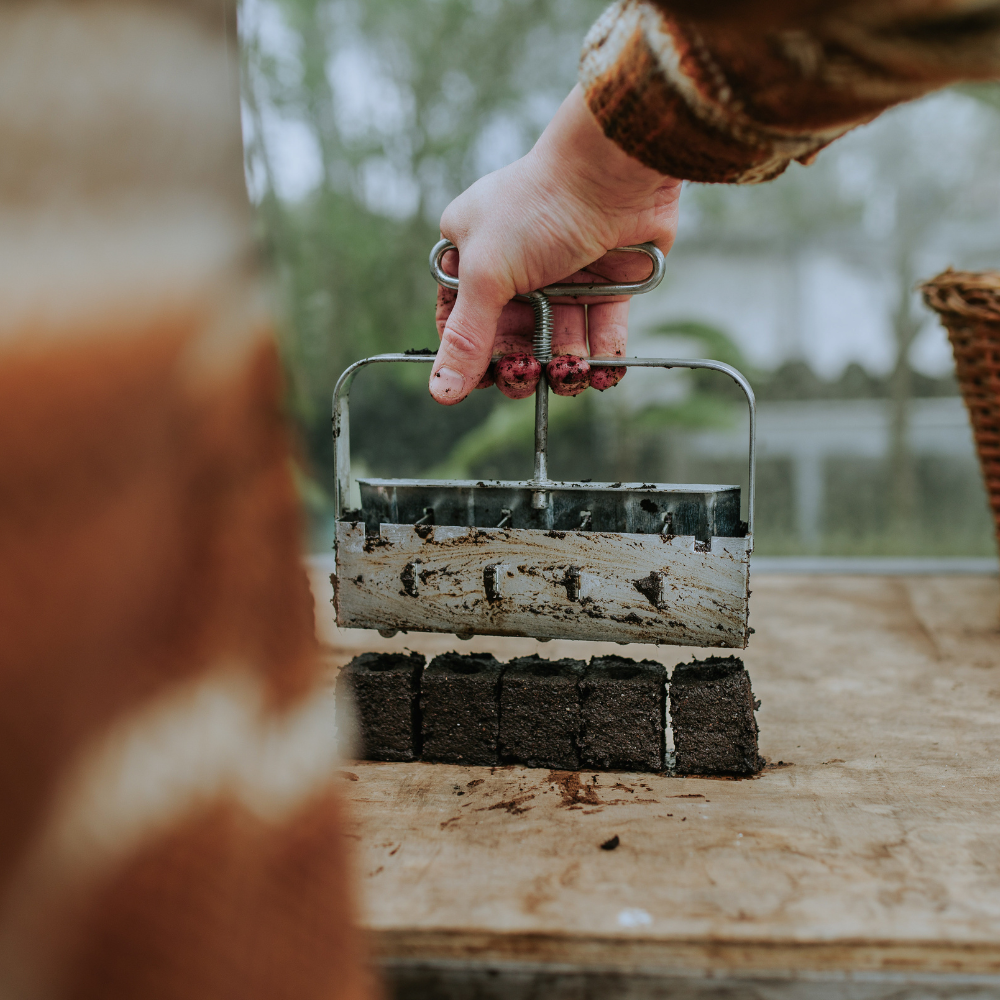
[580,0,1000,183]
[0,3,372,997]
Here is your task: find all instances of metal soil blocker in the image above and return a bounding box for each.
[331,241,756,647]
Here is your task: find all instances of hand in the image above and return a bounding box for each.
[430,84,681,404]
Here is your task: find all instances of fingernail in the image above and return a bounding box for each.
[431,366,465,399]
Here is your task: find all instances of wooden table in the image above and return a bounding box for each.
[310,567,1000,998]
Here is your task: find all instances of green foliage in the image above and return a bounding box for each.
[241,0,607,478]
[647,320,750,371]
[429,391,587,478]
[245,0,756,510]
[752,360,958,402]
[242,4,998,557]
[426,320,751,478]
[632,395,736,432]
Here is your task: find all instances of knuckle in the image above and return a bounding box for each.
[439,201,466,238]
[440,322,483,362]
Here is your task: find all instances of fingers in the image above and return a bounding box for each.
[587,300,630,391]
[438,286,496,387]
[495,353,541,399]
[431,250,633,402]
[550,303,588,357]
[584,248,654,284]
[435,285,456,338]
[587,299,629,359]
[431,255,509,406]
[590,366,625,391]
[547,355,591,396]
[434,248,459,338]
[493,300,537,356]
[547,304,589,396]
[490,300,539,398]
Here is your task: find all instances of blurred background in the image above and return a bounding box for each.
[239,0,1000,559]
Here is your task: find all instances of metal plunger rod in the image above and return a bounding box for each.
[533,378,548,482]
[529,290,553,486]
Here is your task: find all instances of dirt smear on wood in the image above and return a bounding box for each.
[479,793,536,816]
[548,771,602,808]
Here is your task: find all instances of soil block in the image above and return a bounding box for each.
[579,655,667,772]
[669,656,764,776]
[500,654,585,770]
[337,652,424,762]
[421,652,503,765]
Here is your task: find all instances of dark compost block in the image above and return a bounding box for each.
[579,655,667,772]
[421,652,502,765]
[669,656,764,776]
[500,655,585,770]
[337,652,424,762]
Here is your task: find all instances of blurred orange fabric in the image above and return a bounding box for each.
[0,2,371,997]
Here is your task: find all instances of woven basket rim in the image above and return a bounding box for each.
[921,267,1000,322]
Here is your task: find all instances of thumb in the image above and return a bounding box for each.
[430,267,507,405]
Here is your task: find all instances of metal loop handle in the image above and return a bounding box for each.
[332,354,756,541]
[429,238,667,299]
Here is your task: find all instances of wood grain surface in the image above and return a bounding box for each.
[310,567,1000,979]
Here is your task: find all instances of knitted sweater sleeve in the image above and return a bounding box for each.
[580,0,1000,183]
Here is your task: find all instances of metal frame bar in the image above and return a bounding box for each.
[332,354,756,536]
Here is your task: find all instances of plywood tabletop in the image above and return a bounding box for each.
[310,568,1000,979]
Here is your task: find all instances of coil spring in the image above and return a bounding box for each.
[528,291,553,364]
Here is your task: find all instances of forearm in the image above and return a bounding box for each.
[530,85,677,224]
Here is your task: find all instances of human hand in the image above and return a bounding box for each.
[430,84,681,404]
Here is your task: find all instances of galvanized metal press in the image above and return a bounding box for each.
[331,242,756,647]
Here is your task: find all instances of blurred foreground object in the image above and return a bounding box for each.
[922,271,1000,551]
[0,1,370,997]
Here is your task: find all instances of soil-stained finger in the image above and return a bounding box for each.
[476,363,496,390]
[545,305,589,396]
[587,300,629,391]
[495,353,541,399]
[550,303,588,358]
[436,285,457,337]
[437,284,527,393]
[590,366,626,391]
[493,300,537,357]
[547,355,591,396]
[434,248,460,336]
[477,301,531,391]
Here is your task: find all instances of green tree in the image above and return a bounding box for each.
[240,0,606,488]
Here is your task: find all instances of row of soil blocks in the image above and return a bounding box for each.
[337,651,763,776]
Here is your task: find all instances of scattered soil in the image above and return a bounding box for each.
[548,770,602,808]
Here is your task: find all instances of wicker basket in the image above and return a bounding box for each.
[921,269,1000,548]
